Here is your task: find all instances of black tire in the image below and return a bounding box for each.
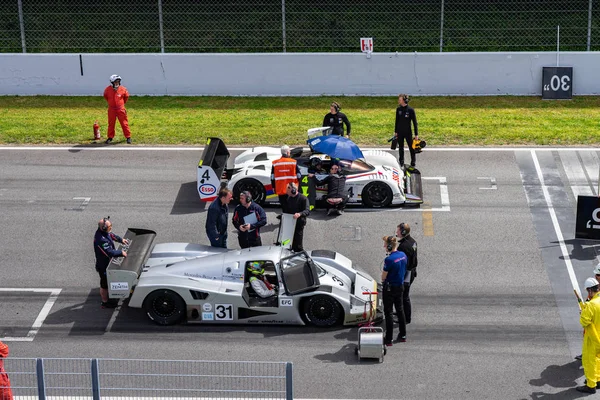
[302,295,342,327]
[233,178,267,205]
[362,182,393,208]
[143,289,186,326]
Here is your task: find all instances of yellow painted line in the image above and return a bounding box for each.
[422,202,434,236]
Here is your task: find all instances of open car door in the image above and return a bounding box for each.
[279,252,320,295]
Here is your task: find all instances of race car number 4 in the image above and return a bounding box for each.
[215,304,233,320]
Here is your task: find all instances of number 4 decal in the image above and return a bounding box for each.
[215,304,233,320]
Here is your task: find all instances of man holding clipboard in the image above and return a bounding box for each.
[232,191,267,248]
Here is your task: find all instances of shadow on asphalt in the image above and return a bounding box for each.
[170,181,207,215]
[556,239,600,262]
[528,360,586,399]
[43,289,116,336]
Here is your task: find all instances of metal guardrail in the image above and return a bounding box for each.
[0,0,598,53]
[2,358,293,400]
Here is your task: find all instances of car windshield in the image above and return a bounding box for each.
[337,159,374,174]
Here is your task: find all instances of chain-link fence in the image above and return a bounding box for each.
[1,0,599,53]
[4,358,293,400]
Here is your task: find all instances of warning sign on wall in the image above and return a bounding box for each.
[360,37,373,53]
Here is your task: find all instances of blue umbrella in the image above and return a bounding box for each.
[307,135,364,160]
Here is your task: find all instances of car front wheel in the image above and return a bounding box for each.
[143,289,186,326]
[302,295,342,327]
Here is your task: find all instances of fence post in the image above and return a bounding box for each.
[17,0,26,53]
[158,0,165,53]
[281,0,287,53]
[91,359,101,400]
[285,362,293,400]
[36,359,46,400]
[587,0,592,51]
[439,0,445,52]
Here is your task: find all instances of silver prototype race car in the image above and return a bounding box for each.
[196,128,423,208]
[107,228,382,327]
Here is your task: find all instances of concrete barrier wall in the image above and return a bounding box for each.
[1,52,599,96]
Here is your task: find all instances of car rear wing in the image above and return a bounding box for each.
[197,137,230,202]
[107,228,156,299]
[404,168,423,205]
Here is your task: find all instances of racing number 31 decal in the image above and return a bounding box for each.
[215,304,233,320]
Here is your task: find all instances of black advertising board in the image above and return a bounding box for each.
[576,195,600,240]
[542,66,573,100]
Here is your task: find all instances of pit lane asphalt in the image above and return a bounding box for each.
[0,146,598,399]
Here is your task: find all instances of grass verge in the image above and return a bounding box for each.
[0,96,598,146]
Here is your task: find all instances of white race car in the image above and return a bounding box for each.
[197,130,423,208]
[107,228,382,327]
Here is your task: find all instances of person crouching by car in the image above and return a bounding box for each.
[381,235,408,347]
[93,217,128,309]
[309,161,348,216]
[232,191,267,249]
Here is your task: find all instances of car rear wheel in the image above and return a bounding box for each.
[143,289,186,326]
[362,182,393,208]
[233,178,267,205]
[302,295,342,327]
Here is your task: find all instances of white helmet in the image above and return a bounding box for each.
[584,277,599,289]
[109,74,122,83]
[594,263,600,275]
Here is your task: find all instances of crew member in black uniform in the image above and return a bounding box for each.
[396,222,418,324]
[394,94,418,168]
[323,102,351,137]
[281,182,310,252]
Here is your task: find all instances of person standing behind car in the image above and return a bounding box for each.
[205,188,233,248]
[394,94,418,168]
[271,145,301,210]
[323,102,351,137]
[396,222,418,325]
[103,74,132,144]
[232,191,267,249]
[281,182,310,252]
[381,235,407,347]
[93,217,128,309]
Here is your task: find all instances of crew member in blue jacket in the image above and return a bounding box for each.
[381,235,408,346]
[232,191,267,248]
[205,188,233,248]
[93,217,128,308]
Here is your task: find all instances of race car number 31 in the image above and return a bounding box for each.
[215,304,233,320]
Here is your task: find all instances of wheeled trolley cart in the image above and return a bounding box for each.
[354,291,386,363]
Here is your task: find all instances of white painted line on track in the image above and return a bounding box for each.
[0,288,62,342]
[560,151,594,198]
[0,146,597,152]
[531,150,582,298]
[105,300,122,333]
